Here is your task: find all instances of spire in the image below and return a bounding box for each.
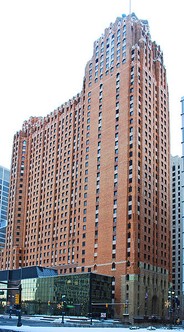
[129,0,132,15]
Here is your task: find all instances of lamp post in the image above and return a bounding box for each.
[174,296,180,323]
[167,289,172,323]
[167,289,180,326]
[145,291,148,318]
[38,299,41,315]
[61,295,66,324]
[16,283,22,327]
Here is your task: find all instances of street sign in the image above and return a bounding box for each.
[15,294,20,304]
[100,312,106,318]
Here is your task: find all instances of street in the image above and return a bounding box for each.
[0,314,59,328]
[0,315,183,332]
[0,315,126,331]
[0,314,129,330]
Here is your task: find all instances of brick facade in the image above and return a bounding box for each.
[1,13,170,321]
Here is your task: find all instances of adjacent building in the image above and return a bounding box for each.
[181,96,184,316]
[0,166,10,228]
[0,13,171,321]
[0,166,10,249]
[0,227,6,250]
[0,267,112,317]
[170,156,183,317]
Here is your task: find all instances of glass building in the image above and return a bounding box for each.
[0,267,113,317]
[0,227,6,250]
[0,166,10,251]
[0,166,10,228]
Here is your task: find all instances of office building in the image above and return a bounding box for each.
[170,156,183,317]
[1,13,170,321]
[0,166,10,228]
[0,227,6,250]
[181,96,184,317]
[0,166,10,250]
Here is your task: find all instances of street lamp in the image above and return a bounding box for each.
[61,295,67,324]
[167,289,180,325]
[16,283,22,327]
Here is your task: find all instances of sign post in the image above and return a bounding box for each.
[0,282,22,327]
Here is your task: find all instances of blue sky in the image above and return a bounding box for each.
[0,0,183,168]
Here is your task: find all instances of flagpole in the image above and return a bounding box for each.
[129,0,131,15]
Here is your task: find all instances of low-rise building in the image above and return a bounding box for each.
[0,267,113,317]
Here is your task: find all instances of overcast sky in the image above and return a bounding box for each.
[0,0,183,169]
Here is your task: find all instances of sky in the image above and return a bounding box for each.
[0,0,183,169]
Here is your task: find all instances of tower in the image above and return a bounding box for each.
[181,96,184,318]
[0,166,10,229]
[170,155,183,318]
[0,166,10,250]
[1,13,170,321]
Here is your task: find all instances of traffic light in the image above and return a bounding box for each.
[61,295,67,309]
[15,294,20,304]
[106,303,108,308]
[48,301,51,306]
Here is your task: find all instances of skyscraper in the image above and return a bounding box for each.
[0,166,10,229]
[170,155,183,318]
[1,13,170,320]
[181,96,184,318]
[0,166,10,249]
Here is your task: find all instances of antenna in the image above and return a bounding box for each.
[129,0,132,15]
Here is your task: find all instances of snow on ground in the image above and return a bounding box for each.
[0,327,183,332]
[0,317,183,331]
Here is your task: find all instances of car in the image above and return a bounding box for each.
[129,326,140,330]
[147,326,156,330]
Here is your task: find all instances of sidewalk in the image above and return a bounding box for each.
[0,315,131,331]
[0,327,162,332]
[0,315,176,332]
